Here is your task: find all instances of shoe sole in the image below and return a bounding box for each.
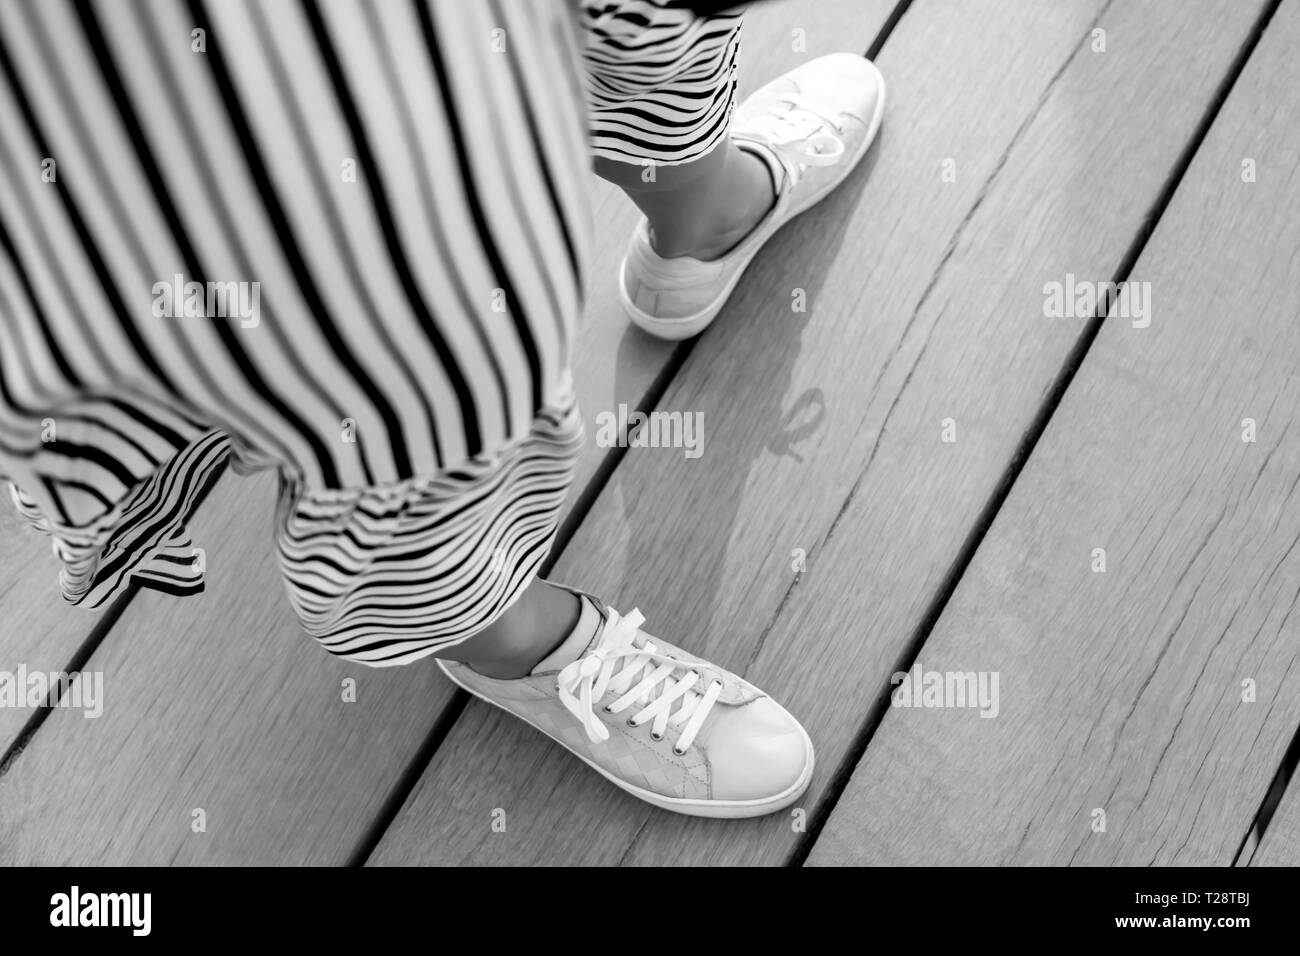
[440,661,816,819]
[621,60,887,341]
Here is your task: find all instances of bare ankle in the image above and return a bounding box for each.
[462,657,532,680]
[438,579,581,679]
[648,148,776,261]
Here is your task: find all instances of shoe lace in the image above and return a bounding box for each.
[740,92,846,168]
[557,608,723,754]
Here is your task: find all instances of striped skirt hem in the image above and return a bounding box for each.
[10,389,584,666]
[582,1,744,166]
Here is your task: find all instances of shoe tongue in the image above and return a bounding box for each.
[530,595,603,675]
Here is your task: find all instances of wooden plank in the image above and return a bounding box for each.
[0,0,899,864]
[0,470,457,865]
[570,0,902,499]
[370,0,1268,865]
[1253,771,1300,865]
[810,0,1300,866]
[0,512,104,751]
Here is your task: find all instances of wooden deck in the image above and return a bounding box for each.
[2,0,1298,866]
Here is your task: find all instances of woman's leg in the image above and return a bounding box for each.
[432,2,769,679]
[357,1,769,680]
[436,579,581,678]
[593,142,775,261]
[582,2,774,260]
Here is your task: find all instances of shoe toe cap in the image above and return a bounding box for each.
[792,53,884,130]
[704,697,813,803]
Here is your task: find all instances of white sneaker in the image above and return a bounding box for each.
[439,592,814,818]
[620,53,886,340]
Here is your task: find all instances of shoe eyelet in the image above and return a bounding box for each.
[650,731,664,741]
[672,746,687,756]
[626,718,638,727]
[602,704,612,713]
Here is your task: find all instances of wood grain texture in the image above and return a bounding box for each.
[0,470,458,864]
[1253,773,1300,865]
[810,0,1300,866]
[370,0,1266,865]
[566,0,902,499]
[0,0,899,864]
[0,505,105,751]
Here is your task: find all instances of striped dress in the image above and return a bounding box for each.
[0,0,743,665]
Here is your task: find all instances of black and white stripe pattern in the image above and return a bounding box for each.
[582,0,744,165]
[279,390,583,666]
[0,0,739,662]
[10,428,228,605]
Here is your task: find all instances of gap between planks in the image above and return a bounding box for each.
[350,1,917,868]
[796,0,1289,868]
[0,459,229,780]
[364,0,1268,867]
